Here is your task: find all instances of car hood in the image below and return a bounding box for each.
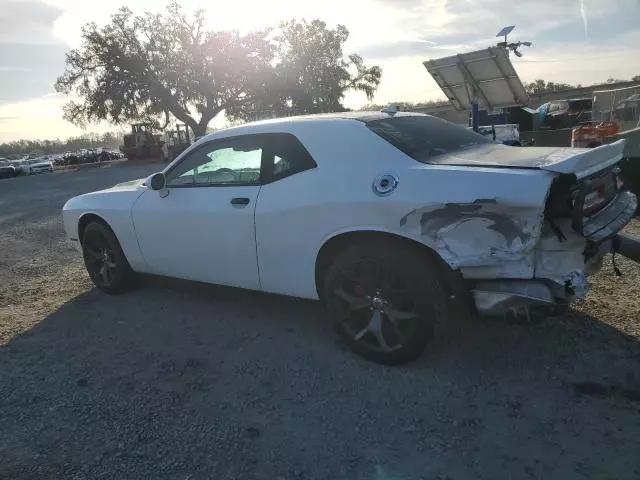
[30,161,52,167]
[63,178,147,212]
[111,178,147,190]
[428,140,625,178]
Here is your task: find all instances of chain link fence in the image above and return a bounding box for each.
[593,85,640,132]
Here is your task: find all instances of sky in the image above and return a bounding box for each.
[1,0,640,142]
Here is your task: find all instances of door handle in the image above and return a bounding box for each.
[231,197,250,206]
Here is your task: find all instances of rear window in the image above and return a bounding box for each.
[366,115,491,163]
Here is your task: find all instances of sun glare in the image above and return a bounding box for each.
[51,0,401,49]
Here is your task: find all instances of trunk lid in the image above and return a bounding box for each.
[430,140,626,179]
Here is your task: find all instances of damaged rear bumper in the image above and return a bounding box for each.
[473,281,556,316]
[472,190,638,316]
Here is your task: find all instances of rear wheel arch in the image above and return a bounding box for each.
[314,230,454,300]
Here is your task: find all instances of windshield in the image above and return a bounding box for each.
[366,115,491,162]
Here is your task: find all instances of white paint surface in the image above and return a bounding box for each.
[62,113,635,302]
[131,185,261,290]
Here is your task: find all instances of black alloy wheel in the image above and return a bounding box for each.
[324,240,446,365]
[82,221,133,294]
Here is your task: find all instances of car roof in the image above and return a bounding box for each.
[201,111,427,140]
[253,110,423,124]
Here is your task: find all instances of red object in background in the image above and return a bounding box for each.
[571,122,620,148]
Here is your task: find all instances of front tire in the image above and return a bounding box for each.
[82,221,133,294]
[323,239,447,365]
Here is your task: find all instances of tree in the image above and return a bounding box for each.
[227,20,382,120]
[56,3,274,137]
[525,79,578,94]
[631,75,640,82]
[57,7,382,134]
[277,20,381,114]
[363,100,448,111]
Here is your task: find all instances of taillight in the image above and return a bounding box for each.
[584,185,606,210]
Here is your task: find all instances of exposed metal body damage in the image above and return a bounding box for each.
[472,281,556,317]
[62,111,637,322]
[399,161,637,317]
[399,199,545,270]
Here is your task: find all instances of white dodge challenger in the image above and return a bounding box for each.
[63,112,638,364]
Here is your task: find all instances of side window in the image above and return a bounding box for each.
[263,133,317,183]
[166,137,263,187]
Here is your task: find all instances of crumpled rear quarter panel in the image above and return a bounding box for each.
[395,165,556,277]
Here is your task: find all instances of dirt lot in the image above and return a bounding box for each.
[1,165,639,480]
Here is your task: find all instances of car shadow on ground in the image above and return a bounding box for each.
[1,277,639,480]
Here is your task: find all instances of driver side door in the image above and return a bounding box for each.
[131,135,265,290]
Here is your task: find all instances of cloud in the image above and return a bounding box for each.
[366,0,638,49]
[512,29,640,86]
[2,0,640,141]
[0,43,68,103]
[0,95,112,142]
[357,39,463,60]
[0,0,64,43]
[578,0,589,41]
[0,1,68,105]
[346,24,640,110]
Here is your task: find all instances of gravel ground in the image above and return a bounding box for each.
[1,165,639,480]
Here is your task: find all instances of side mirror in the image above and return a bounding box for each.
[149,172,166,191]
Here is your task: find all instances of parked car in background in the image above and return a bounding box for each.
[50,155,65,165]
[63,112,638,365]
[536,98,593,129]
[60,148,124,166]
[14,158,55,175]
[0,159,19,179]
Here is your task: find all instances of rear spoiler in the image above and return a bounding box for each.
[540,140,625,179]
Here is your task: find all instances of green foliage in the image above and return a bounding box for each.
[0,132,123,157]
[226,19,382,120]
[56,3,274,136]
[56,7,382,133]
[525,79,579,94]
[363,100,448,111]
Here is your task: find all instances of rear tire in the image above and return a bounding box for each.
[82,221,133,294]
[323,239,447,365]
